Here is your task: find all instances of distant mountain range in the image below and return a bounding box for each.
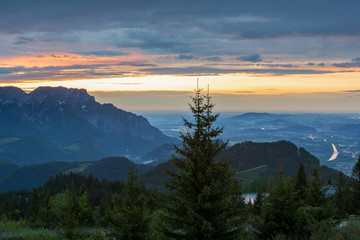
[0,86,172,166]
[0,141,343,192]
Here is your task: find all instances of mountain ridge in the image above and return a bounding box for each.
[0,86,172,165]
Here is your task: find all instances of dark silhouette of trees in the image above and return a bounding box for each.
[109,163,150,240]
[293,161,308,204]
[352,156,360,214]
[26,188,41,225]
[261,168,298,238]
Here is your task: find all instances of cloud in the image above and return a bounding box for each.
[307,62,325,67]
[205,56,222,62]
[0,66,25,74]
[73,50,130,57]
[114,29,192,54]
[0,64,130,81]
[237,54,262,62]
[332,57,360,68]
[127,63,157,67]
[143,66,331,75]
[175,54,195,60]
[2,1,359,39]
[13,36,36,45]
[256,63,297,68]
[342,90,360,93]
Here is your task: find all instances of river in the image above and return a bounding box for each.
[328,143,339,161]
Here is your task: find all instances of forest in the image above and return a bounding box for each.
[1,89,360,240]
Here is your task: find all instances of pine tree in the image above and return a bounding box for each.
[161,85,245,240]
[306,167,325,207]
[109,162,149,240]
[352,156,360,183]
[253,191,264,216]
[350,156,360,214]
[78,188,94,226]
[57,189,82,240]
[294,161,308,204]
[26,188,41,224]
[261,168,298,238]
[305,167,334,223]
[1,197,11,219]
[335,172,351,216]
[38,190,51,227]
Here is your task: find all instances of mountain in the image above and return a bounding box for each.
[84,156,150,181]
[0,156,152,192]
[230,112,292,121]
[140,143,177,165]
[0,86,172,165]
[141,141,344,189]
[0,159,18,176]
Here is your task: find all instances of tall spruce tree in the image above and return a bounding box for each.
[161,84,245,240]
[26,188,41,224]
[261,168,298,238]
[109,162,149,240]
[56,189,82,240]
[352,156,360,183]
[306,167,334,221]
[294,161,308,204]
[351,156,360,214]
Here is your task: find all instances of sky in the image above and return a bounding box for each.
[1,0,360,112]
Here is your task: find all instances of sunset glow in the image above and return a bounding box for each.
[1,0,360,111]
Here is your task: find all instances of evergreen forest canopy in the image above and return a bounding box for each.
[0,88,360,239]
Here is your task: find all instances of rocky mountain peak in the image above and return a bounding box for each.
[0,86,27,103]
[0,86,95,106]
[29,86,95,105]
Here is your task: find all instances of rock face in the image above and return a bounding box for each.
[0,86,171,165]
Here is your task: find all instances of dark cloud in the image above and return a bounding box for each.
[342,90,360,93]
[51,55,63,58]
[0,64,129,81]
[1,0,359,39]
[175,54,194,60]
[256,63,297,68]
[127,63,157,67]
[0,66,25,74]
[332,57,360,68]
[205,56,222,62]
[13,36,36,45]
[307,62,325,67]
[73,50,130,56]
[143,66,331,75]
[114,29,192,54]
[237,54,262,62]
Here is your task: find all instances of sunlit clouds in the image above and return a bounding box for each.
[1,0,360,111]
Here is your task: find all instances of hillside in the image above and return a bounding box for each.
[141,141,344,189]
[0,157,152,192]
[0,159,18,176]
[140,143,177,165]
[0,86,172,165]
